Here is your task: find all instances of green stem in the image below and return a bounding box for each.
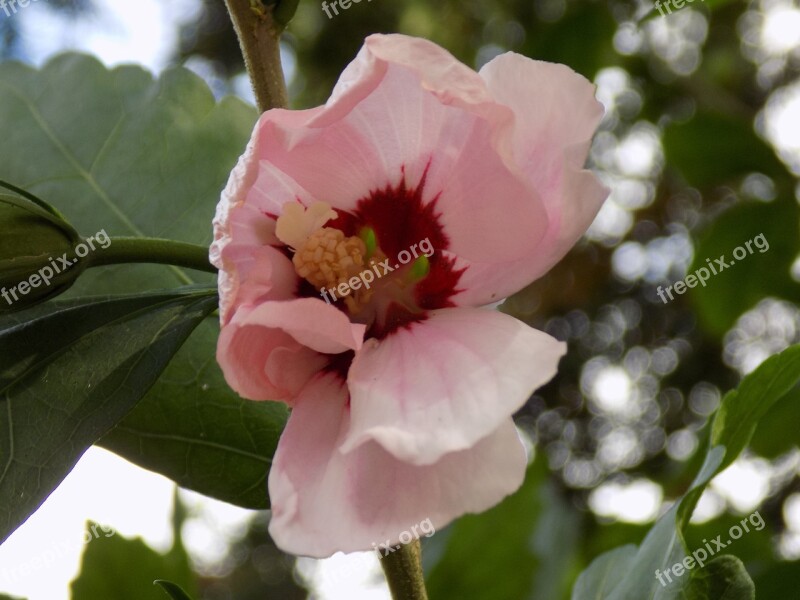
[224,0,289,112]
[86,237,216,274]
[380,541,429,600]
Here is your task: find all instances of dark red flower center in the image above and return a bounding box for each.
[284,164,464,341]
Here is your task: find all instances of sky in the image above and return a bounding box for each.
[0,0,799,598]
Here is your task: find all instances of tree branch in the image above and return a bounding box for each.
[224,0,289,111]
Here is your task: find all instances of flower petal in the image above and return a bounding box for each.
[215,244,298,326]
[343,307,566,464]
[217,299,365,401]
[242,34,548,269]
[268,373,527,557]
[212,154,321,324]
[448,54,609,305]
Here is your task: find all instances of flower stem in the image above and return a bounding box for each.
[380,541,429,600]
[86,237,216,274]
[224,0,289,111]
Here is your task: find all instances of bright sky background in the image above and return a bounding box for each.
[0,0,799,598]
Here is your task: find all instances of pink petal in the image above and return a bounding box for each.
[449,54,609,305]
[343,308,566,464]
[244,34,548,267]
[215,245,298,326]
[213,151,324,324]
[268,373,527,557]
[217,299,365,402]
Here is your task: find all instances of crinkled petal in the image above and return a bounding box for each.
[215,245,298,326]
[342,307,566,464]
[268,373,527,557]
[212,154,322,324]
[217,299,365,402]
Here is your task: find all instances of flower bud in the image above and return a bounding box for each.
[0,189,86,313]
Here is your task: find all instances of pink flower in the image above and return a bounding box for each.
[212,33,607,558]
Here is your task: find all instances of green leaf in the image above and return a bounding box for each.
[749,387,800,458]
[687,197,800,337]
[71,522,195,600]
[0,53,256,296]
[751,560,800,599]
[572,343,800,599]
[0,55,280,510]
[98,320,288,510]
[427,457,581,600]
[523,2,617,79]
[0,287,218,543]
[154,580,194,600]
[684,555,755,600]
[663,112,787,188]
[710,343,800,471]
[571,545,637,599]
[273,0,301,27]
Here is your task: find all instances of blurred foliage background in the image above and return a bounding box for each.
[2,0,800,598]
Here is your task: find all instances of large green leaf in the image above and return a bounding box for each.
[427,457,581,600]
[0,54,255,269]
[0,55,287,511]
[0,287,218,543]
[572,343,800,599]
[98,320,288,510]
[71,522,195,600]
[687,197,800,337]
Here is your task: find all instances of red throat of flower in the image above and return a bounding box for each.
[275,166,465,341]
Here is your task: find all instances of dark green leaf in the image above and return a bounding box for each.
[749,387,800,458]
[0,54,256,280]
[663,112,787,188]
[524,2,617,78]
[154,580,194,600]
[0,54,279,511]
[0,287,218,543]
[684,555,755,600]
[71,522,195,600]
[427,458,581,600]
[751,560,800,600]
[688,197,800,337]
[99,320,288,510]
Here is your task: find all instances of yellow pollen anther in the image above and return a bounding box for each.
[292,227,367,291]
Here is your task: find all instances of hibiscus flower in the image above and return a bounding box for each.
[211,33,607,558]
